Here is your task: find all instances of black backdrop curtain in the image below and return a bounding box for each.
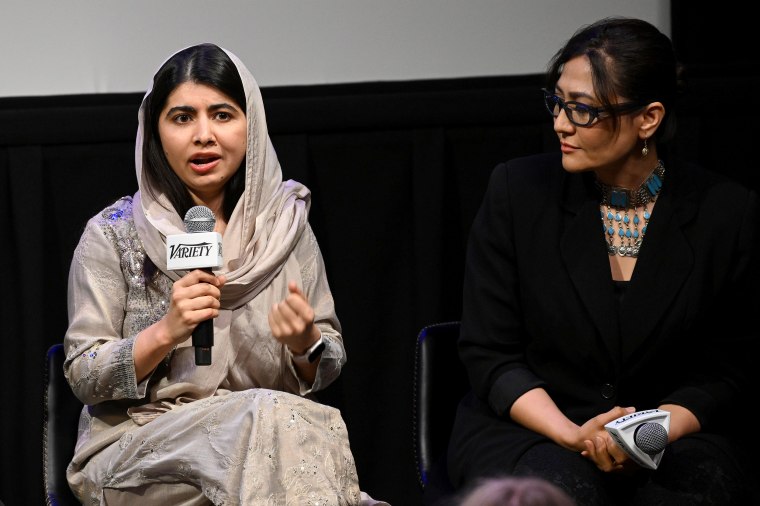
[2,4,760,503]
[0,75,558,506]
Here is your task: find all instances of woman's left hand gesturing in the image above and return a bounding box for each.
[268,281,320,354]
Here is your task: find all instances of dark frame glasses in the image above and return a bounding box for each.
[542,88,646,127]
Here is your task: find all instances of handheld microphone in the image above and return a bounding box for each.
[604,409,670,469]
[166,205,223,366]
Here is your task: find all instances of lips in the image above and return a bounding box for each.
[189,156,221,174]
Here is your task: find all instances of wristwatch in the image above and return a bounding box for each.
[289,335,325,364]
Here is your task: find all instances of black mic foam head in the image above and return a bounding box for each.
[634,422,668,455]
[184,206,216,233]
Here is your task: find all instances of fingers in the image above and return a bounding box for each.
[602,433,627,467]
[269,297,314,337]
[288,280,304,297]
[583,436,626,472]
[172,292,221,321]
[164,270,224,343]
[579,406,637,473]
[277,283,314,324]
[173,272,223,309]
[269,282,315,343]
[599,405,636,426]
[174,269,225,288]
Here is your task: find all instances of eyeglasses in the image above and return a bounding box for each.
[542,89,645,127]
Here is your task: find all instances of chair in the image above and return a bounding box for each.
[412,321,470,501]
[44,343,83,505]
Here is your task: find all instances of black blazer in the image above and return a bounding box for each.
[448,152,759,484]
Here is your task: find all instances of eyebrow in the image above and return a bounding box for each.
[165,102,239,117]
[554,85,595,102]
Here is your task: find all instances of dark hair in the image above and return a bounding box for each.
[546,17,681,144]
[458,476,576,506]
[142,43,246,222]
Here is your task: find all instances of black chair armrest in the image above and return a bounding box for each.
[413,321,468,491]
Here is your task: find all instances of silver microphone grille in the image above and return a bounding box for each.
[634,422,668,455]
[183,206,216,233]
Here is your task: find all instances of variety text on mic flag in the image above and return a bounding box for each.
[167,231,223,271]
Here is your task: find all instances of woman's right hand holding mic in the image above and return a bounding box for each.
[133,269,225,380]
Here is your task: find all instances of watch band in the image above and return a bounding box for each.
[289,335,325,364]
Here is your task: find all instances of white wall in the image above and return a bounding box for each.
[1,0,668,98]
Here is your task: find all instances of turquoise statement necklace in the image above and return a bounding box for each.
[596,160,665,258]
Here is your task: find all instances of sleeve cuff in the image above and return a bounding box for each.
[287,333,325,364]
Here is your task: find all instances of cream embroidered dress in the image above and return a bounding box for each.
[63,46,362,505]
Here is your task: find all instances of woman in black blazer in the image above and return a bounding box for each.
[446,17,759,505]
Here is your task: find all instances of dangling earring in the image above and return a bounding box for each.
[641,137,649,157]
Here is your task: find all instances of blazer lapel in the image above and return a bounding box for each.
[620,167,697,360]
[560,173,622,362]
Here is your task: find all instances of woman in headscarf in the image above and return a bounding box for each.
[63,43,373,505]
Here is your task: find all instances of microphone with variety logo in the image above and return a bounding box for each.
[604,408,670,469]
[166,205,223,366]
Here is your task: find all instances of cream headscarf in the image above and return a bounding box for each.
[124,45,318,414]
[133,45,310,310]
